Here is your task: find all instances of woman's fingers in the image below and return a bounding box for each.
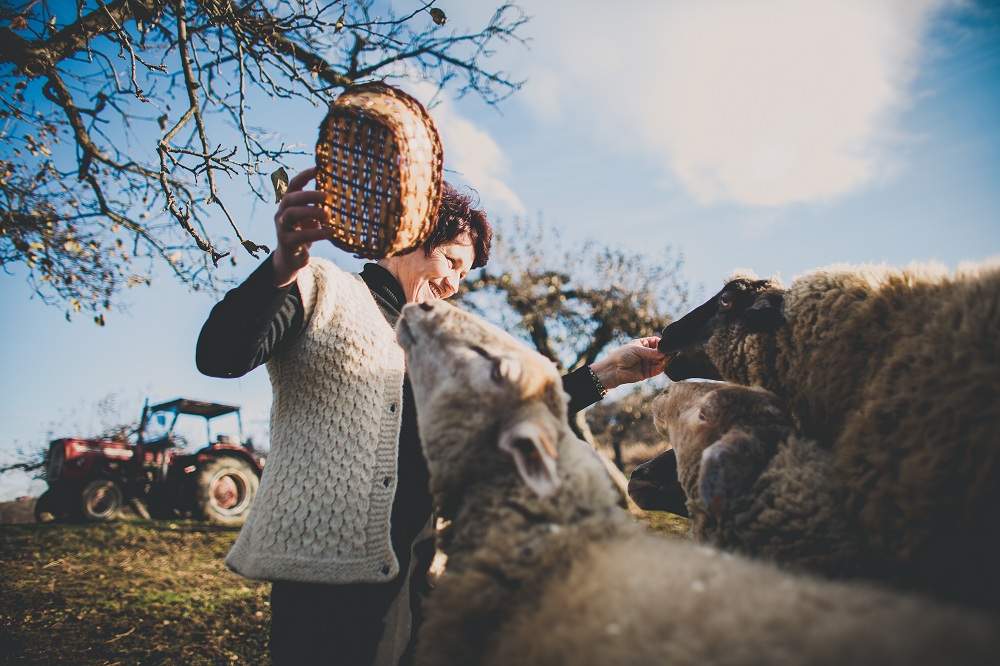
[278,188,327,209]
[276,189,327,219]
[277,200,331,231]
[286,166,318,193]
[284,226,333,245]
[275,180,330,241]
[634,336,663,350]
[268,167,332,287]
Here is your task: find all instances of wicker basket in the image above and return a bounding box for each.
[314,82,443,259]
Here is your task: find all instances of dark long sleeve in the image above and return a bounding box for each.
[196,256,305,378]
[562,366,605,414]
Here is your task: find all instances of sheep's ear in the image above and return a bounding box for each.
[698,431,765,519]
[499,407,560,498]
[697,390,721,423]
[745,293,785,332]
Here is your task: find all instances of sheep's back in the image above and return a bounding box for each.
[777,263,954,443]
[479,533,999,666]
[832,262,1000,608]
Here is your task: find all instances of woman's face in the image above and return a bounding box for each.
[389,233,475,303]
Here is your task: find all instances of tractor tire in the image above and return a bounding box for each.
[34,488,72,523]
[80,479,124,522]
[194,457,258,526]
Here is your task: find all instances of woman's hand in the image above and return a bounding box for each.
[590,337,667,391]
[271,167,335,287]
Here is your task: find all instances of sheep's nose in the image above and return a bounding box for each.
[630,462,652,481]
[658,319,686,352]
[419,302,434,312]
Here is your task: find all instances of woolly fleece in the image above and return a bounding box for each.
[396,300,1000,666]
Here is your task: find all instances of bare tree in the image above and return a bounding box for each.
[588,382,667,473]
[0,0,527,322]
[0,391,139,480]
[457,216,688,502]
[459,216,687,412]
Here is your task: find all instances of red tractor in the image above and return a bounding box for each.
[35,398,265,526]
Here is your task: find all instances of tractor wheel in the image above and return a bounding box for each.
[194,457,258,526]
[34,488,72,523]
[80,479,124,522]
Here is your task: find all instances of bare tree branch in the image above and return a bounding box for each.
[0,0,528,320]
[458,216,689,386]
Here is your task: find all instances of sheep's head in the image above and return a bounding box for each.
[396,300,569,501]
[629,382,793,519]
[658,274,786,382]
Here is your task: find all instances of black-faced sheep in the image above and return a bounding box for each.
[630,381,867,578]
[656,260,1000,609]
[395,299,1000,666]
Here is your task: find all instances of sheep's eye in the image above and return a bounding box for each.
[718,293,735,310]
[468,345,503,381]
[468,345,509,383]
[490,359,504,383]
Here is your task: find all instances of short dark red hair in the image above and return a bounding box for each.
[423,182,492,269]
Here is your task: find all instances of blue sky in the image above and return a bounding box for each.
[2,0,998,499]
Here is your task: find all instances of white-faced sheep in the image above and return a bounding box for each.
[630,382,868,578]
[395,299,1000,666]
[656,260,1000,609]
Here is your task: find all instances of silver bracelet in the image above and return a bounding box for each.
[586,365,608,398]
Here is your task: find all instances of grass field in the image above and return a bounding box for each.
[0,516,270,665]
[0,500,689,665]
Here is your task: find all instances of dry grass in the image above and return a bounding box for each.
[0,517,270,665]
[0,495,689,665]
[635,510,692,539]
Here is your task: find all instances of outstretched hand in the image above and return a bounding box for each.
[271,167,335,287]
[590,337,667,392]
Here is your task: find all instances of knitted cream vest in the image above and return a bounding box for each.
[225,257,406,584]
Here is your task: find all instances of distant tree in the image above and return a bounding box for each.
[0,391,139,480]
[459,216,687,434]
[456,216,688,500]
[587,382,667,473]
[0,448,45,477]
[91,391,142,442]
[0,0,527,321]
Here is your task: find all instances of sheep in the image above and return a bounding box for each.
[630,381,868,578]
[656,260,1000,609]
[395,299,1000,666]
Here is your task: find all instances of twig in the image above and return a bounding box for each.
[105,627,136,643]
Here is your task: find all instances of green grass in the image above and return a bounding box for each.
[0,507,689,665]
[635,509,692,539]
[0,519,270,665]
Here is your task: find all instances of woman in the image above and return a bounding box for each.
[196,167,664,665]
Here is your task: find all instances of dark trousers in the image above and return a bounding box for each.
[268,536,434,666]
[269,577,405,666]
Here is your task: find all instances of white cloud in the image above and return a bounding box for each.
[434,102,527,215]
[517,0,952,207]
[520,68,565,124]
[409,81,526,216]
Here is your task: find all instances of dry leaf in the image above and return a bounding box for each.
[429,8,447,25]
[270,167,289,202]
